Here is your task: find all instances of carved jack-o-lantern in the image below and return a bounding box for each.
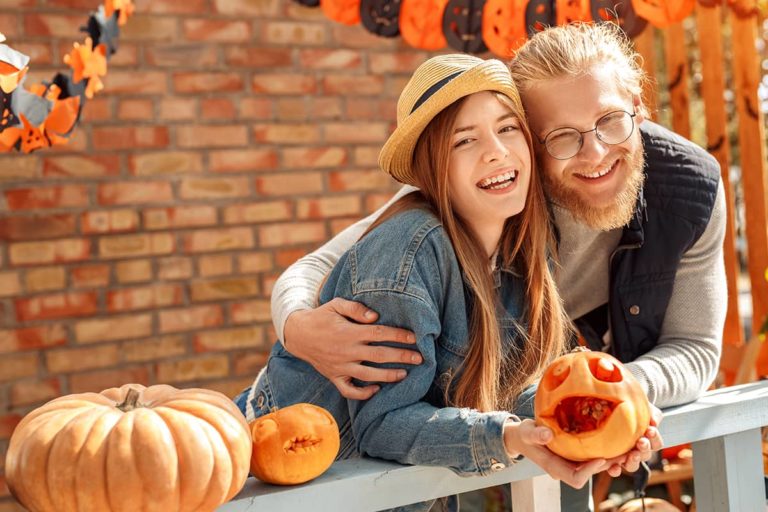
[482,0,527,58]
[361,0,402,37]
[249,403,341,485]
[556,0,591,25]
[525,0,554,36]
[631,0,695,27]
[400,0,449,50]
[534,348,651,461]
[443,0,488,54]
[321,0,362,25]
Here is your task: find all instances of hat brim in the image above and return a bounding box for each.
[379,60,520,185]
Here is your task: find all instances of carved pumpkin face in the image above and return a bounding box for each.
[630,0,695,27]
[443,0,488,54]
[400,0,448,50]
[482,0,527,58]
[556,0,591,25]
[249,403,341,485]
[534,348,651,461]
[361,0,402,37]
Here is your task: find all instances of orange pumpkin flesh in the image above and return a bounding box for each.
[535,349,651,461]
[249,403,340,485]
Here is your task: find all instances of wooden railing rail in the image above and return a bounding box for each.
[219,380,768,512]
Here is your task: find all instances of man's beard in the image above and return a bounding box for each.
[542,146,645,231]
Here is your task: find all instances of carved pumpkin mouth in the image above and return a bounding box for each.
[284,435,322,454]
[553,396,619,434]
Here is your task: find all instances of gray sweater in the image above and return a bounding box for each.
[271,183,727,408]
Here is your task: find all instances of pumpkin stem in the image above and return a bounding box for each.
[571,346,590,353]
[116,388,142,412]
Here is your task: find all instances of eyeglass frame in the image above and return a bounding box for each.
[534,108,638,161]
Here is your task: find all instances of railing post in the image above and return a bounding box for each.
[510,474,561,512]
[692,428,766,511]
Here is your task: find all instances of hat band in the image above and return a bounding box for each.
[409,70,463,114]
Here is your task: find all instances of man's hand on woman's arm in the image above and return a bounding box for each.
[283,297,421,400]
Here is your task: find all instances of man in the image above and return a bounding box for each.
[268,22,726,510]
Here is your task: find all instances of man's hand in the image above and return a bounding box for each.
[283,298,421,400]
[604,404,664,477]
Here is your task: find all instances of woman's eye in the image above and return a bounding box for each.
[453,138,473,148]
[500,124,519,134]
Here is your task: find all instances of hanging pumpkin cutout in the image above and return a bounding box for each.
[556,0,591,25]
[85,9,121,56]
[17,114,48,153]
[44,95,81,146]
[64,37,108,99]
[104,0,135,26]
[630,0,695,27]
[525,0,555,35]
[443,0,488,54]
[615,0,648,39]
[361,0,402,37]
[400,0,449,50]
[482,0,528,58]
[321,0,362,24]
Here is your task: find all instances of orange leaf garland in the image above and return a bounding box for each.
[399,0,449,50]
[63,37,107,99]
[104,0,135,25]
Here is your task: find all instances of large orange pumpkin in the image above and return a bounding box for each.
[534,348,651,461]
[5,384,252,512]
[249,403,340,485]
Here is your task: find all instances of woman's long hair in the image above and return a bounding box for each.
[366,93,569,412]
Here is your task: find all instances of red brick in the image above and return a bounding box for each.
[92,127,170,150]
[331,218,360,235]
[0,155,40,181]
[0,415,23,440]
[98,181,173,206]
[81,209,139,234]
[122,335,187,363]
[24,13,83,37]
[231,299,271,324]
[194,326,263,352]
[299,49,362,69]
[75,314,153,344]
[190,277,260,301]
[0,325,67,354]
[182,227,255,253]
[145,44,218,67]
[133,0,208,13]
[157,257,193,280]
[12,41,52,64]
[213,0,279,15]
[203,377,257,400]
[155,355,229,383]
[9,239,91,266]
[173,72,244,94]
[282,146,347,168]
[225,47,292,67]
[262,21,326,45]
[275,248,308,268]
[160,305,224,333]
[46,344,119,373]
[201,98,236,120]
[130,151,203,176]
[11,378,61,407]
[16,292,98,322]
[0,214,76,241]
[4,185,88,210]
[297,195,362,219]
[355,146,380,166]
[255,172,324,196]
[177,125,249,148]
[346,98,397,120]
[252,74,316,95]
[369,53,430,73]
[324,122,388,143]
[209,149,278,173]
[159,97,198,120]
[71,265,110,288]
[116,259,153,283]
[253,123,320,144]
[198,254,233,277]
[262,273,279,296]
[43,155,120,178]
[100,233,175,260]
[24,267,67,292]
[120,15,178,41]
[238,252,273,273]
[107,284,184,312]
[329,170,395,192]
[259,222,327,248]
[117,99,154,120]
[183,19,251,42]
[223,201,292,224]
[0,272,21,297]
[104,43,139,67]
[69,367,150,394]
[143,205,218,230]
[324,75,384,96]
[332,24,399,48]
[233,352,269,377]
[238,98,273,119]
[81,97,113,122]
[0,353,38,382]
[179,177,251,200]
[102,71,168,95]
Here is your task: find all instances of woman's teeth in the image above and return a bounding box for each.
[478,170,517,189]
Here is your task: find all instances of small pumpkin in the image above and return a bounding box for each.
[249,403,340,485]
[534,348,651,461]
[6,384,252,512]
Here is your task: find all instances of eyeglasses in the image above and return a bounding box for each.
[536,110,637,160]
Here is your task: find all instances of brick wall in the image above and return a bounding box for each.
[0,0,431,507]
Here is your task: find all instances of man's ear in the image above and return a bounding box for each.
[633,94,646,125]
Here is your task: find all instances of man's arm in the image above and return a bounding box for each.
[270,184,421,399]
[626,180,727,408]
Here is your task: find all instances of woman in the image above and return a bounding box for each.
[235,54,608,510]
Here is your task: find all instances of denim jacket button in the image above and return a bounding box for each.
[490,459,506,471]
[256,393,265,408]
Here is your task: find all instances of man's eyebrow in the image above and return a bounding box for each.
[453,113,517,134]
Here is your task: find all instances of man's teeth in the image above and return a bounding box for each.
[577,160,616,179]
[478,170,517,189]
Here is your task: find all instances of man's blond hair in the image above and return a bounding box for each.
[510,22,649,117]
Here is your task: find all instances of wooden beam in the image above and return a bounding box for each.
[664,23,690,138]
[634,27,659,122]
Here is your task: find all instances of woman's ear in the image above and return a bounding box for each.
[633,94,645,125]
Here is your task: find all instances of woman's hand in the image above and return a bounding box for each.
[283,298,422,400]
[502,419,607,489]
[604,404,664,477]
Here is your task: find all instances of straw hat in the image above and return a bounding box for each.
[379,54,521,185]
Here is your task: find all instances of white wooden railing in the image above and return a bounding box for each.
[219,380,768,512]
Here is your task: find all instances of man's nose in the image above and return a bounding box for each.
[576,130,610,162]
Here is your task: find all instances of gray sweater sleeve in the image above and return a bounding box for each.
[270,185,418,341]
[625,180,727,408]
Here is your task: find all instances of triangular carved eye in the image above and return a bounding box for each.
[589,357,622,382]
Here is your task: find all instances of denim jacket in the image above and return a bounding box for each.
[235,207,535,511]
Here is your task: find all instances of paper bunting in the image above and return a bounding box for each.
[443,0,488,54]
[0,1,132,153]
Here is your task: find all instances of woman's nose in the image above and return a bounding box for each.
[483,135,509,162]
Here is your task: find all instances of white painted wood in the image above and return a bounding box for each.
[510,474,561,512]
[692,429,766,512]
[218,381,768,512]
